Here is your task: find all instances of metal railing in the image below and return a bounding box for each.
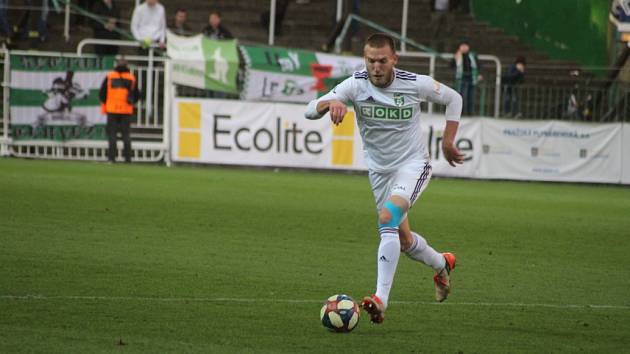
[0,48,169,162]
[1,49,8,156]
[77,38,164,120]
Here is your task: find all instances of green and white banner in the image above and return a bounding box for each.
[10,54,114,141]
[240,44,365,103]
[166,31,239,94]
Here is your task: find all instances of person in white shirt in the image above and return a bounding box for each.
[305,33,464,324]
[131,0,166,49]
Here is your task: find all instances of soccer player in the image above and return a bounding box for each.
[305,33,464,324]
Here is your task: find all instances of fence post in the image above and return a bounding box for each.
[268,0,276,46]
[64,0,70,42]
[401,0,409,53]
[163,59,172,167]
[1,48,9,156]
[146,47,154,119]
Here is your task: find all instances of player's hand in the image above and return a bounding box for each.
[328,100,347,126]
[442,142,465,167]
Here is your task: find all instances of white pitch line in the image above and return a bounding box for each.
[1,295,630,310]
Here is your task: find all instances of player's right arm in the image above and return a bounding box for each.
[305,76,355,125]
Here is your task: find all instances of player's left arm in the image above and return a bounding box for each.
[417,76,465,167]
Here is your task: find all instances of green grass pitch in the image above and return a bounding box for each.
[1,158,629,353]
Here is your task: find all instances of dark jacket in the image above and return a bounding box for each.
[170,22,193,36]
[503,64,525,86]
[202,24,233,40]
[450,52,482,75]
[91,0,121,40]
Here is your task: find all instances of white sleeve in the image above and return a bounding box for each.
[416,75,462,121]
[158,5,166,43]
[305,77,355,120]
[131,7,141,40]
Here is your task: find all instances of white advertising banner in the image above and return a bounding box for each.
[171,98,367,170]
[171,99,627,184]
[422,116,482,178]
[480,119,622,183]
[622,124,630,185]
[171,99,482,173]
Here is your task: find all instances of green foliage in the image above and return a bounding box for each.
[1,159,629,353]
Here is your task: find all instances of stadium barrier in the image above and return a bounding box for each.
[170,98,630,185]
[2,45,629,185]
[0,48,169,163]
[624,125,630,184]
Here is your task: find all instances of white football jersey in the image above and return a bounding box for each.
[305,68,462,172]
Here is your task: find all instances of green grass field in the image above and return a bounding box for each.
[1,158,629,353]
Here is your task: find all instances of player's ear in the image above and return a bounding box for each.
[392,53,399,64]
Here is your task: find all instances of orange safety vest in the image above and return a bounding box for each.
[103,71,136,115]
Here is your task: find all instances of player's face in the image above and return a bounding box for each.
[364,45,398,88]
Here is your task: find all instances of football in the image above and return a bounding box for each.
[320,294,360,333]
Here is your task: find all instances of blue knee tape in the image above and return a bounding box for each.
[379,201,404,228]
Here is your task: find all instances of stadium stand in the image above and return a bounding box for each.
[1,0,628,121]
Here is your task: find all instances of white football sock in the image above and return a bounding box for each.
[375,231,401,309]
[404,231,445,272]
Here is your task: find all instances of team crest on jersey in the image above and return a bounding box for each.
[393,93,405,107]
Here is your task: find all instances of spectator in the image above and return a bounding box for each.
[99,58,140,164]
[202,10,233,40]
[260,0,289,36]
[170,8,191,36]
[0,0,12,45]
[74,0,95,26]
[14,0,49,44]
[451,40,482,115]
[322,0,361,53]
[454,0,471,14]
[429,0,454,52]
[90,0,121,56]
[131,0,166,51]
[502,56,526,118]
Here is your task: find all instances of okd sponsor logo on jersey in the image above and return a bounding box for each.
[359,104,413,120]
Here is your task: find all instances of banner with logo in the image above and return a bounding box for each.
[423,116,483,178]
[172,98,365,169]
[166,31,239,94]
[172,99,629,184]
[480,119,623,183]
[622,124,630,185]
[240,44,364,103]
[171,98,481,174]
[9,54,113,141]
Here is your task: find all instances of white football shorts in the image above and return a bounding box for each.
[368,159,433,211]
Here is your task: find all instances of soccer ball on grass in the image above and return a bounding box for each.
[320,294,360,333]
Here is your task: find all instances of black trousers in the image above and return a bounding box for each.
[106,113,132,162]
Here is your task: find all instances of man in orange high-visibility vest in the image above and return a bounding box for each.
[99,58,140,163]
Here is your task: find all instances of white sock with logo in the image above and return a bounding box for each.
[404,231,445,272]
[375,231,401,309]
